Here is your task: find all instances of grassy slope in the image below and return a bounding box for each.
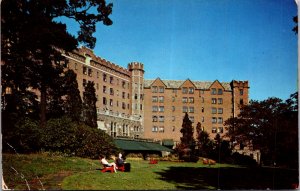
[3,154,298,190]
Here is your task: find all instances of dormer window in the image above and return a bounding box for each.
[85,54,91,65]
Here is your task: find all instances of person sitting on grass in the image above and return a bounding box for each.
[100,155,117,173]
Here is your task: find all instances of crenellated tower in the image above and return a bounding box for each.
[231,80,249,117]
[128,62,145,137]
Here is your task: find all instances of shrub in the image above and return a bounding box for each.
[2,117,41,153]
[40,117,120,159]
[232,152,257,166]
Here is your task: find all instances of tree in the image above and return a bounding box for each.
[82,81,98,128]
[196,125,214,158]
[62,70,83,123]
[176,113,197,161]
[293,16,298,34]
[1,0,113,128]
[224,92,298,167]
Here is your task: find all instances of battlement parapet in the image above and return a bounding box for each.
[128,62,144,72]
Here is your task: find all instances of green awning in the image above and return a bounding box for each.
[114,139,173,152]
[162,139,174,146]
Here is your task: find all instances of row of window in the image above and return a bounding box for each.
[152,106,223,114]
[151,126,224,134]
[152,86,225,95]
[103,97,135,110]
[152,115,222,124]
[82,66,130,89]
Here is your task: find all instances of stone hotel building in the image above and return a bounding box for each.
[64,47,249,144]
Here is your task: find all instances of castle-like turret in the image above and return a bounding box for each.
[128,62,145,117]
[231,80,249,117]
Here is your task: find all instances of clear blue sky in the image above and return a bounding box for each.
[62,0,298,101]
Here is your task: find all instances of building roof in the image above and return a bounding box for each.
[114,139,173,152]
[144,79,232,91]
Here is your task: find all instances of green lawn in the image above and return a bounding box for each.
[2,153,298,190]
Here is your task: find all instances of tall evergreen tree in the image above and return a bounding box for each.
[63,70,83,123]
[82,81,98,128]
[177,113,196,161]
[1,0,113,128]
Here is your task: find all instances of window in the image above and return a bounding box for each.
[122,102,126,109]
[109,99,113,106]
[122,92,125,99]
[110,76,114,84]
[240,89,244,95]
[218,127,224,133]
[88,68,92,76]
[152,96,158,102]
[202,97,204,103]
[97,71,99,78]
[212,127,217,133]
[212,98,217,104]
[172,126,176,132]
[211,88,217,95]
[103,73,107,82]
[172,96,175,102]
[103,86,107,93]
[103,97,107,105]
[135,94,138,99]
[127,93,130,99]
[152,116,158,122]
[189,107,194,113]
[182,87,188,94]
[172,116,175,121]
[152,126,158,132]
[159,126,164,132]
[218,88,223,95]
[152,106,158,112]
[110,88,114,95]
[159,96,164,103]
[189,116,194,123]
[240,99,244,105]
[159,106,164,112]
[202,107,204,113]
[218,98,223,104]
[140,104,143,110]
[212,107,217,114]
[83,79,87,87]
[212,117,217,124]
[202,117,204,122]
[159,116,164,122]
[182,97,188,103]
[172,106,175,112]
[83,66,87,75]
[218,108,223,114]
[189,87,194,94]
[122,81,126,88]
[183,106,188,113]
[189,97,194,103]
[152,86,158,93]
[159,86,164,93]
[218,117,223,124]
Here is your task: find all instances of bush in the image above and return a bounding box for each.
[2,116,41,153]
[40,117,120,159]
[232,152,257,166]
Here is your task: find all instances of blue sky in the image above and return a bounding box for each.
[62,0,298,101]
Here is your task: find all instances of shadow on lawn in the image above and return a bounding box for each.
[156,166,298,190]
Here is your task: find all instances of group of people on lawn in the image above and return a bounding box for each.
[100,153,125,173]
